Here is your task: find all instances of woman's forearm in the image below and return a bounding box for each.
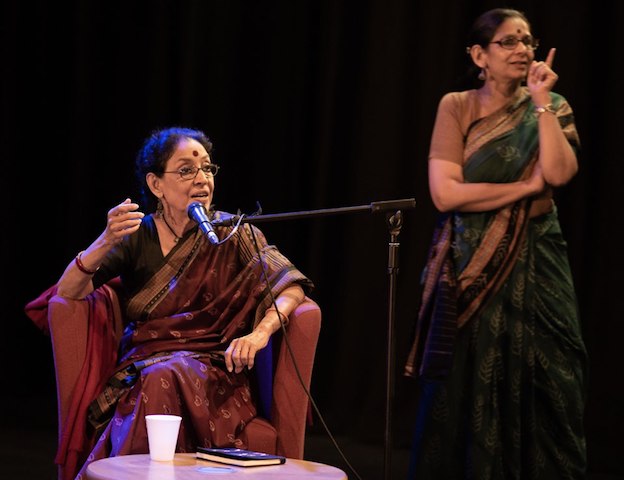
[254,284,305,336]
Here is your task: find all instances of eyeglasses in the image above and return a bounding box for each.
[490,35,539,50]
[163,164,220,180]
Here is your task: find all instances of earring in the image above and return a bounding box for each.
[478,68,486,81]
[156,198,163,216]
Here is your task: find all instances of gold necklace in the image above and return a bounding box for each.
[160,213,181,243]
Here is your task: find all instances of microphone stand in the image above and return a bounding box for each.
[384,210,402,480]
[213,198,415,480]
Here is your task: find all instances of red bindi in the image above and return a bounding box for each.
[192,150,199,157]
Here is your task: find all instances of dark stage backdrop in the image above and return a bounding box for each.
[2,0,622,476]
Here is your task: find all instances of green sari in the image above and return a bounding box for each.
[405,90,588,479]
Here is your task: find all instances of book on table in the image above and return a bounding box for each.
[196,447,286,467]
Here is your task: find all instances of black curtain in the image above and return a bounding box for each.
[2,0,622,476]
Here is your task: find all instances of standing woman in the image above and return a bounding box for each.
[404,8,587,479]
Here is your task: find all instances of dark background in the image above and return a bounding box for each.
[2,1,622,479]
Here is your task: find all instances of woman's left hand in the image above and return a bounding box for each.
[224,286,304,373]
[527,47,558,100]
[224,329,271,373]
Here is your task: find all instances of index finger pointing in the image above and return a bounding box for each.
[544,47,556,68]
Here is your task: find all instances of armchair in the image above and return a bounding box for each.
[47,282,320,477]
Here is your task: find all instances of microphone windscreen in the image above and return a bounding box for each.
[188,202,208,222]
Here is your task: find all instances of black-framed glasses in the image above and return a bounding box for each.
[163,164,220,180]
[490,35,539,50]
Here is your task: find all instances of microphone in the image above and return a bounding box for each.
[187,202,220,245]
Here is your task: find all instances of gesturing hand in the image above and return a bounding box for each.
[527,47,558,99]
[103,198,144,246]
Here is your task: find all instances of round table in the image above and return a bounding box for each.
[86,453,348,479]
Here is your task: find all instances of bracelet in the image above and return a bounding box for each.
[75,250,99,275]
[534,103,556,117]
[265,306,288,322]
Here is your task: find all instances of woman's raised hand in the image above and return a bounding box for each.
[527,47,558,100]
[103,198,144,245]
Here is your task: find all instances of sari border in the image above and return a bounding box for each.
[126,231,204,321]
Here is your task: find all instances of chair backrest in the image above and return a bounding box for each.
[47,283,321,465]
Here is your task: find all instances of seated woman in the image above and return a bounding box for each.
[47,126,313,479]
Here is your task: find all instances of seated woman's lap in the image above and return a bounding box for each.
[109,353,257,455]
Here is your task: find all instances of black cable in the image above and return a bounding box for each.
[247,224,364,480]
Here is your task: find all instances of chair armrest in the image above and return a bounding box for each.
[272,296,321,459]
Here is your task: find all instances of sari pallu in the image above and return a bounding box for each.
[73,221,312,479]
[118,221,310,363]
[405,91,587,479]
[405,91,544,379]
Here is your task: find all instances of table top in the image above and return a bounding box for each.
[86,453,348,479]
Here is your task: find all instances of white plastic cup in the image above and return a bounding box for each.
[145,414,182,462]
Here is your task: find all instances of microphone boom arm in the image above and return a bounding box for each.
[211,198,416,227]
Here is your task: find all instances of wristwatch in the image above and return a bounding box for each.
[534,103,556,116]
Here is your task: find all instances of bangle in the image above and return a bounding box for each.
[265,307,287,322]
[535,103,556,117]
[75,251,99,275]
